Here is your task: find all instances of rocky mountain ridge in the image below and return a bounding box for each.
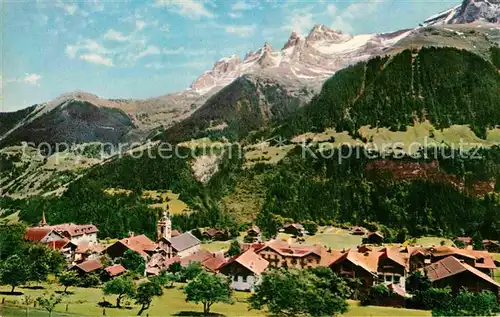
[422,0,499,26]
[190,24,412,93]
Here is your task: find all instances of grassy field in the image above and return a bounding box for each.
[410,237,455,247]
[0,284,429,317]
[304,227,363,250]
[104,189,189,215]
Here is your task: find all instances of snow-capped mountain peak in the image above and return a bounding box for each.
[190,23,413,93]
[306,24,352,43]
[422,0,499,26]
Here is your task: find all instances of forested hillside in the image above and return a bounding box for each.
[274,47,500,140]
[0,105,37,137]
[0,101,135,148]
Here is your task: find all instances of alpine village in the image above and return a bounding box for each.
[1,0,500,316]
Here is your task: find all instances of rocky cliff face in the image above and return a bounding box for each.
[422,0,500,26]
[190,24,413,94]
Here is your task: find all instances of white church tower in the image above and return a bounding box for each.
[156,204,172,241]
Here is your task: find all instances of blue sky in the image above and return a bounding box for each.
[1,0,457,112]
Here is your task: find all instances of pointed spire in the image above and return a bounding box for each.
[40,212,47,227]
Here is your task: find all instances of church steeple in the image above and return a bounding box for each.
[156,204,172,241]
[40,212,47,227]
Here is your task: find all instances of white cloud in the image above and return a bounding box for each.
[65,39,108,58]
[23,73,42,85]
[79,54,114,66]
[281,6,315,35]
[136,45,161,60]
[231,0,254,11]
[145,63,166,70]
[154,0,215,19]
[104,29,128,42]
[225,25,256,37]
[162,47,214,56]
[55,1,78,15]
[228,12,243,19]
[136,20,146,31]
[330,1,382,33]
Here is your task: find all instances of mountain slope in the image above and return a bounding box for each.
[0,99,135,147]
[422,0,500,26]
[275,47,500,140]
[162,73,316,142]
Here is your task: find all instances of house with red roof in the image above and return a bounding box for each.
[25,227,66,243]
[330,246,409,293]
[219,249,269,291]
[423,256,500,297]
[106,233,157,260]
[47,223,99,245]
[254,239,333,269]
[103,264,127,280]
[71,259,103,276]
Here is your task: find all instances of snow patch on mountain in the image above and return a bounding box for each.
[422,0,499,26]
[190,24,412,94]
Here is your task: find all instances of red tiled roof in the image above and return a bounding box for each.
[119,234,157,257]
[388,284,407,297]
[256,240,322,258]
[283,223,304,230]
[75,259,103,273]
[25,227,54,242]
[424,256,500,288]
[247,225,261,234]
[49,223,98,237]
[224,249,269,275]
[201,253,227,272]
[104,264,126,277]
[368,231,384,238]
[76,242,105,254]
[46,239,70,250]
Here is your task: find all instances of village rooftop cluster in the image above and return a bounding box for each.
[21,206,500,311]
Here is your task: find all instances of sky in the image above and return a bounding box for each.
[1,0,458,112]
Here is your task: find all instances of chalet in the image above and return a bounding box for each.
[156,250,226,274]
[377,248,408,287]
[158,232,201,258]
[71,259,103,276]
[350,226,368,235]
[106,233,157,259]
[456,236,473,246]
[202,228,229,241]
[483,240,500,253]
[282,223,305,236]
[406,246,497,277]
[330,250,378,290]
[46,239,78,263]
[219,249,269,291]
[255,240,331,269]
[48,223,99,245]
[103,264,127,280]
[330,247,408,292]
[75,242,105,262]
[246,225,261,237]
[366,231,384,245]
[423,256,500,296]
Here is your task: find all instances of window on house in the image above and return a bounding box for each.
[233,276,238,282]
[394,275,401,284]
[378,274,384,281]
[243,276,247,283]
[385,275,392,282]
